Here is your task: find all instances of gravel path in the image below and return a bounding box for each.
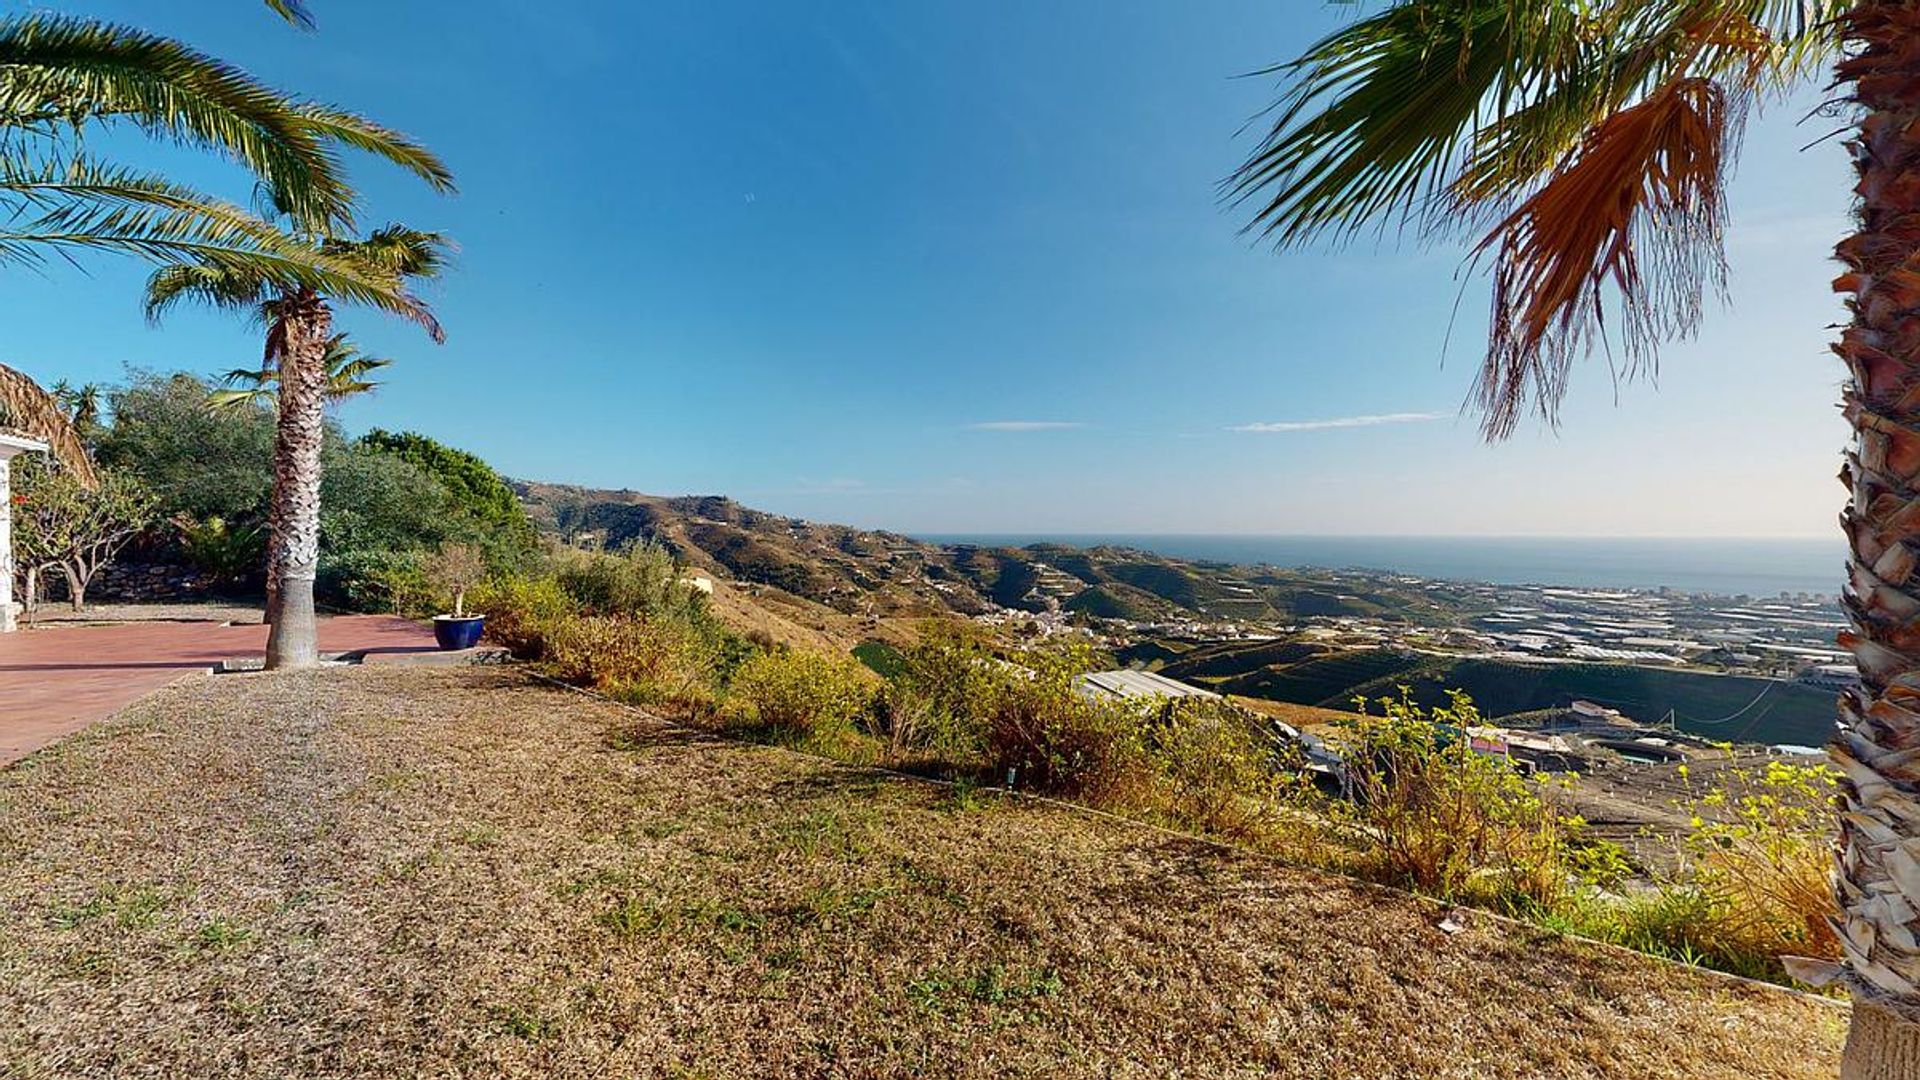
[0,666,1846,1079]
[21,602,265,626]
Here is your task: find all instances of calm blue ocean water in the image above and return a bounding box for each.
[917,535,1842,598]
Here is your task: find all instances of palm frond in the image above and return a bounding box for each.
[142,261,271,324]
[205,385,268,411]
[0,157,435,316]
[0,13,455,230]
[1229,0,1840,436]
[294,105,454,194]
[264,0,317,31]
[1225,3,1593,246]
[207,332,390,411]
[328,225,451,342]
[1471,76,1731,438]
[0,363,95,485]
[0,14,346,226]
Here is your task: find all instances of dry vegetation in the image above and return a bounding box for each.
[0,665,1844,1079]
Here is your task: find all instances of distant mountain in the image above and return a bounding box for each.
[511,481,1467,628]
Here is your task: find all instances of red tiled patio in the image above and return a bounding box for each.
[0,615,438,766]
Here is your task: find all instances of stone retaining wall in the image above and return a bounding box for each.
[34,559,221,604]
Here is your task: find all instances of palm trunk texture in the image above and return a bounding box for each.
[262,441,285,626]
[1832,2,1920,1072]
[262,291,331,670]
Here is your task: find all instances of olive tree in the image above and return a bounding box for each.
[12,459,157,612]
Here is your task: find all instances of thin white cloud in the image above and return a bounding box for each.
[1229,412,1445,434]
[966,421,1087,432]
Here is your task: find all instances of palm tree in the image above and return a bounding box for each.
[0,4,456,666]
[207,333,390,411]
[146,226,448,667]
[0,3,452,482]
[203,331,390,612]
[49,380,104,428]
[1226,1,1913,1070]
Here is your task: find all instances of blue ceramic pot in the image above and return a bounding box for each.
[434,614,486,651]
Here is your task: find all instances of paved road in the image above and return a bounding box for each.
[0,615,437,766]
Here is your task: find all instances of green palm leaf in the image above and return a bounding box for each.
[0,13,452,230]
[263,1,317,31]
[0,155,442,318]
[206,333,392,411]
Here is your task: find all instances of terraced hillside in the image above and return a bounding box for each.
[513,483,1468,627]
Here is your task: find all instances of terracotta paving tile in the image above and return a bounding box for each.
[0,615,436,766]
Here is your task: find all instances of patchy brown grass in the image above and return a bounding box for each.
[0,666,1843,1079]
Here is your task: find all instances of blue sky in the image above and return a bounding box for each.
[8,1,1852,537]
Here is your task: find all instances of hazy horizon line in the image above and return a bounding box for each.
[904,531,1839,542]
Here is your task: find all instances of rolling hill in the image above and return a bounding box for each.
[512,482,1468,629]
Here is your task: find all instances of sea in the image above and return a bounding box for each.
[916,535,1841,599]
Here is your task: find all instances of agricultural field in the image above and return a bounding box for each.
[1217,650,1437,707]
[1155,644,1836,748]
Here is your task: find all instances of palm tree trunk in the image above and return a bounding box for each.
[1833,3,1920,1071]
[262,462,284,624]
[262,290,331,670]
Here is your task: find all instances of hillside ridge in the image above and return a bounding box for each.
[511,480,1450,630]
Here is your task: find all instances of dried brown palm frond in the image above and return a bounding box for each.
[1227,0,1844,438]
[1471,75,1734,438]
[0,363,94,487]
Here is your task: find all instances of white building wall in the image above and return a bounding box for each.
[0,436,48,633]
[0,456,13,632]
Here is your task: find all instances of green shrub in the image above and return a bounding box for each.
[726,648,880,743]
[1333,690,1574,910]
[1563,757,1844,981]
[872,622,1011,757]
[470,574,580,658]
[545,613,715,707]
[983,648,1151,807]
[1678,758,1839,968]
[554,542,707,621]
[172,514,264,586]
[1148,700,1287,841]
[326,548,433,617]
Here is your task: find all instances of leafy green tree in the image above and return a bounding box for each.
[358,428,534,545]
[96,371,520,610]
[11,458,156,611]
[208,334,389,411]
[96,372,276,523]
[1224,0,1910,1065]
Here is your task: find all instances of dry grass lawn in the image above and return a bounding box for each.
[0,666,1845,1079]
